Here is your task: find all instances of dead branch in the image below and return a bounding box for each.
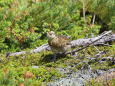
[6,31,115,57]
[66,31,113,54]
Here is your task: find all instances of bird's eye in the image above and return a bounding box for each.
[49,33,52,35]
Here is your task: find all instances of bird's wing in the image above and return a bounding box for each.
[48,35,71,48]
[48,38,61,48]
[58,35,71,45]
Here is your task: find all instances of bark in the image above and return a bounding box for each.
[6,31,115,57]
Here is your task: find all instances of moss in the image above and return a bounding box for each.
[86,77,115,86]
[0,65,61,86]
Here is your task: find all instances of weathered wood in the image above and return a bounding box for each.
[66,31,114,54]
[6,31,115,57]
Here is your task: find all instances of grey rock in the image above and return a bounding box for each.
[47,67,115,86]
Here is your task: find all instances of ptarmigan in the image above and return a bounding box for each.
[47,31,71,60]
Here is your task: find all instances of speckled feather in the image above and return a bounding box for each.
[48,35,71,53]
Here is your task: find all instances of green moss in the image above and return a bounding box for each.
[86,77,115,86]
[0,65,61,86]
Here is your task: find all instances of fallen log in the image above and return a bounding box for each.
[66,31,114,54]
[6,31,115,57]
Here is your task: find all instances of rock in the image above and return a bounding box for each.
[47,67,115,86]
[32,66,39,68]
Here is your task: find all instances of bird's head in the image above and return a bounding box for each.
[47,31,56,39]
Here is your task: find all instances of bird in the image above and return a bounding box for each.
[47,31,71,61]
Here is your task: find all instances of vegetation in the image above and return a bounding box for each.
[86,72,115,86]
[0,0,114,86]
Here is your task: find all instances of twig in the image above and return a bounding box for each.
[93,46,101,53]
[91,13,96,24]
[95,43,112,46]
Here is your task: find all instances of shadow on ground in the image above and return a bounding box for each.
[41,53,69,63]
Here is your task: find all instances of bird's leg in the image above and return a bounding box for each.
[52,53,57,61]
[71,49,77,57]
[71,52,76,56]
[62,52,66,57]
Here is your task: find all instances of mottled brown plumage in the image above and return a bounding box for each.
[47,31,71,55]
